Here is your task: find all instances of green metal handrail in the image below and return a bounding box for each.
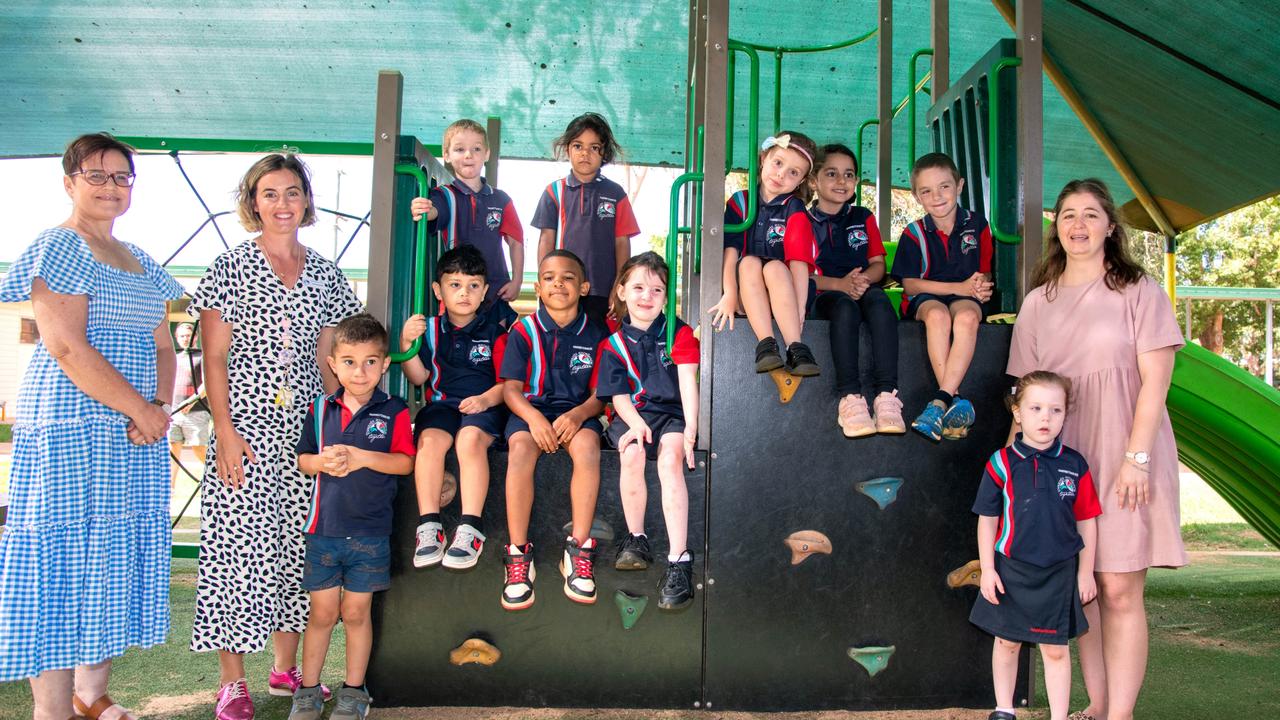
[988,57,1023,245]
[853,70,932,205]
[667,172,705,347]
[726,41,761,234]
[389,163,432,362]
[906,48,935,166]
[730,28,878,55]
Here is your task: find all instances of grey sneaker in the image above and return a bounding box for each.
[442,523,486,570]
[330,686,372,720]
[287,685,324,720]
[413,521,446,568]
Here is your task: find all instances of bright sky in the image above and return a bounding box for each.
[1,154,683,275]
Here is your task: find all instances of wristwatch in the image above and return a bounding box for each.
[152,399,174,415]
[1125,450,1150,466]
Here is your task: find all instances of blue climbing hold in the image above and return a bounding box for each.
[856,477,903,510]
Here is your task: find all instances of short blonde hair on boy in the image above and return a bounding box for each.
[442,119,488,153]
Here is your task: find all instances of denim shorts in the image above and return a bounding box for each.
[302,535,391,593]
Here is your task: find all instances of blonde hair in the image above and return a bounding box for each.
[235,154,317,232]
[1009,370,1072,413]
[442,119,488,155]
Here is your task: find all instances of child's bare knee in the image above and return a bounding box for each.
[417,429,452,453]
[619,443,646,470]
[568,430,601,461]
[919,304,949,326]
[1039,643,1068,662]
[455,427,491,456]
[308,598,341,630]
[952,307,981,332]
[995,637,1021,653]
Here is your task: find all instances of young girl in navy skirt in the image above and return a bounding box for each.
[970,371,1100,720]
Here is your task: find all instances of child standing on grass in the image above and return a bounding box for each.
[399,246,509,571]
[292,314,415,720]
[970,371,1100,720]
[807,143,903,437]
[532,112,641,329]
[892,152,993,441]
[410,118,524,321]
[708,131,821,376]
[597,252,701,610]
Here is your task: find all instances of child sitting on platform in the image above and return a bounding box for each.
[532,112,641,329]
[708,130,821,377]
[400,246,509,570]
[970,371,1099,720]
[807,143,904,437]
[597,252,700,610]
[497,250,609,610]
[293,314,416,720]
[410,118,523,323]
[892,152,994,441]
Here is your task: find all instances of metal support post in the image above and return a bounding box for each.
[368,70,403,328]
[697,0,729,451]
[1184,298,1192,339]
[1015,0,1044,305]
[1267,300,1274,387]
[1164,233,1177,305]
[485,116,502,187]
[931,0,950,101]
[877,0,894,230]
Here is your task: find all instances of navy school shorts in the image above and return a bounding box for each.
[905,292,988,322]
[302,534,391,593]
[414,402,505,443]
[504,406,605,441]
[605,409,686,461]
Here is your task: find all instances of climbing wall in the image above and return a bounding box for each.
[367,450,707,709]
[701,321,1027,710]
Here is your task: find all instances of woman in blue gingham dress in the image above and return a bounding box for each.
[0,134,183,718]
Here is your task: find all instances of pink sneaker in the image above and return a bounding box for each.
[215,679,254,720]
[268,665,332,700]
[838,394,875,438]
[873,390,907,434]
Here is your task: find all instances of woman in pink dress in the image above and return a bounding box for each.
[1007,179,1185,720]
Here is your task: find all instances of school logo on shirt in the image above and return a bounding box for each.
[486,208,503,230]
[469,340,492,364]
[847,227,869,250]
[366,418,388,441]
[569,350,595,374]
[767,222,786,246]
[960,230,978,254]
[1056,474,1078,499]
[597,199,617,219]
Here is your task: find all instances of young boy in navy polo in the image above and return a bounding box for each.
[411,118,524,317]
[293,314,415,720]
[892,152,994,442]
[497,249,608,610]
[399,246,509,570]
[970,371,1099,720]
[532,112,641,329]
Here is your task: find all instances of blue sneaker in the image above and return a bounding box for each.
[941,397,976,440]
[330,686,372,720]
[911,401,945,441]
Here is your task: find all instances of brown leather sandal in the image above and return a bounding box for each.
[72,694,132,720]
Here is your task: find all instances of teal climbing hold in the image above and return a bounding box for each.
[615,590,648,630]
[847,645,896,677]
[856,477,903,510]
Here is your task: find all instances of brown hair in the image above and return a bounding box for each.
[611,251,670,322]
[552,112,623,166]
[909,152,961,186]
[442,119,488,155]
[235,154,318,232]
[1032,178,1146,299]
[1009,370,1072,413]
[759,129,817,203]
[62,132,135,175]
[332,313,386,355]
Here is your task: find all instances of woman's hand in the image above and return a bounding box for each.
[127,402,171,445]
[215,426,257,490]
[1115,459,1150,510]
[980,566,1004,605]
[708,292,737,331]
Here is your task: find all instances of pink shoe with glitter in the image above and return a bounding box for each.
[268,665,332,700]
[215,679,254,720]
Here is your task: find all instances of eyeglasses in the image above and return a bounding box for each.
[71,170,136,187]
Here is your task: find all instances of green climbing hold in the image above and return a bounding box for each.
[847,645,896,677]
[856,477,903,510]
[615,590,648,630]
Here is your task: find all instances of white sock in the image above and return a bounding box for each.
[669,551,691,563]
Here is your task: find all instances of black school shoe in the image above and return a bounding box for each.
[988,712,1017,720]
[615,533,653,571]
[658,554,695,610]
[754,337,785,373]
[785,342,821,376]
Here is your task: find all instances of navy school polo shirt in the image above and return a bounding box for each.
[596,313,700,417]
[296,388,416,537]
[417,303,506,407]
[973,435,1102,568]
[808,202,885,279]
[531,173,641,298]
[498,306,607,414]
[724,190,817,269]
[428,179,524,304]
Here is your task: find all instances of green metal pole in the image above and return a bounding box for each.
[389,163,432,363]
[855,118,879,207]
[726,41,760,233]
[988,57,1023,245]
[732,27,877,54]
[667,172,704,347]
[726,50,736,170]
[907,48,935,166]
[773,50,784,134]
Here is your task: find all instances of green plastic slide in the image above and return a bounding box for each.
[1168,343,1280,548]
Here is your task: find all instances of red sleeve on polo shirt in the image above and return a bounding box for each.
[492,332,510,382]
[389,407,416,457]
[978,223,993,274]
[614,195,641,238]
[588,339,607,390]
[500,199,524,243]
[1073,468,1103,521]
[865,214,885,260]
[499,324,533,383]
[669,324,700,365]
[782,208,817,270]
